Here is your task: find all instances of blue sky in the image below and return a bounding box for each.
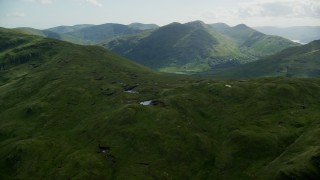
[1,0,320,29]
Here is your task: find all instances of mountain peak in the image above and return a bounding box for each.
[210,23,231,32]
[233,24,250,29]
[185,20,206,28]
[128,23,159,30]
[167,22,182,26]
[187,20,205,24]
[211,23,230,28]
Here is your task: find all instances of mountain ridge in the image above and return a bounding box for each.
[46,24,94,33]
[15,23,159,45]
[105,21,298,73]
[105,21,247,73]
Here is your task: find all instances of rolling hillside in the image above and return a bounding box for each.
[65,23,146,44]
[128,23,159,30]
[105,21,298,73]
[1,28,320,179]
[209,40,320,78]
[46,24,94,34]
[211,23,298,56]
[15,23,158,45]
[15,27,93,45]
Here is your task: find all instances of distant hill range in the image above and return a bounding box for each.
[17,21,319,74]
[46,24,94,33]
[14,27,94,45]
[128,23,159,30]
[64,23,158,44]
[15,23,159,45]
[208,40,320,78]
[254,26,320,44]
[104,21,298,73]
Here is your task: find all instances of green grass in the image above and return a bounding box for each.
[1,28,320,179]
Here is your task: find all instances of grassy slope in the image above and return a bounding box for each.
[1,28,320,179]
[46,24,94,34]
[211,23,299,57]
[17,23,158,46]
[209,40,320,78]
[66,23,144,44]
[15,27,93,45]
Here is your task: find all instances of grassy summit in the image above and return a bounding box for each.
[1,28,320,179]
[211,23,297,56]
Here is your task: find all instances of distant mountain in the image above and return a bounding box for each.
[210,40,320,78]
[105,21,250,73]
[14,27,92,45]
[104,21,298,73]
[16,23,157,45]
[254,26,320,44]
[128,23,159,30]
[65,23,146,43]
[211,23,298,56]
[46,24,94,33]
[209,22,230,32]
[14,27,56,37]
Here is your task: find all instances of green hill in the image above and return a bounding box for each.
[209,40,320,78]
[15,27,93,45]
[128,23,159,30]
[15,23,156,45]
[105,21,251,73]
[211,23,298,56]
[1,28,320,179]
[105,21,298,74]
[46,24,94,34]
[65,23,146,44]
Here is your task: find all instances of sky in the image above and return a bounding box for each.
[0,0,320,29]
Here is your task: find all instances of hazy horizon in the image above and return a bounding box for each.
[1,0,320,29]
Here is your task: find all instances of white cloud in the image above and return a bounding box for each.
[237,0,320,18]
[6,12,26,17]
[85,0,103,7]
[22,0,53,4]
[201,0,320,26]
